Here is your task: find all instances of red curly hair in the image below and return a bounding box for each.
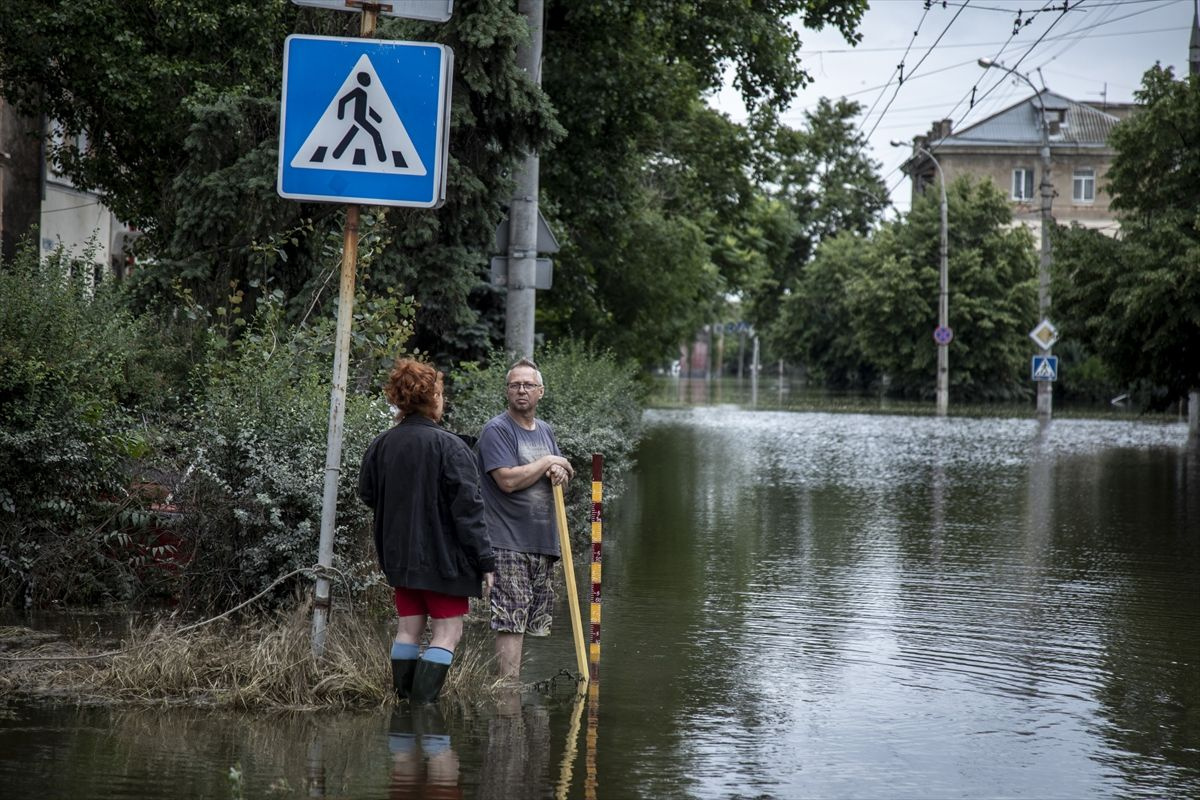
[384,358,443,422]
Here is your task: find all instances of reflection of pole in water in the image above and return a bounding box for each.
[931,459,945,565]
[306,737,325,797]
[1023,419,1055,570]
[555,689,587,800]
[585,681,600,800]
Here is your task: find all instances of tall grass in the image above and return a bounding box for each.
[0,606,512,709]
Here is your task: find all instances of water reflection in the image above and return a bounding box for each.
[606,409,1197,798]
[3,409,1197,799]
[388,706,460,798]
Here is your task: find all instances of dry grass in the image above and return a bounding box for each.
[0,604,520,710]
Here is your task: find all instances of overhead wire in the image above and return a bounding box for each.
[880,0,1086,194]
[861,0,974,143]
[856,2,933,140]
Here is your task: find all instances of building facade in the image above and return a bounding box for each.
[0,99,135,280]
[900,91,1128,246]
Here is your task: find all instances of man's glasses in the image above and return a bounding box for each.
[507,382,541,392]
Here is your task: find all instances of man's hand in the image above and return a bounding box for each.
[483,571,495,599]
[546,456,573,485]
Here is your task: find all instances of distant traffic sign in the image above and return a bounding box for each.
[933,325,954,346]
[1032,355,1059,381]
[277,35,452,208]
[1029,319,1059,351]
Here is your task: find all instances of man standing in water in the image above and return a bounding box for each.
[477,358,574,681]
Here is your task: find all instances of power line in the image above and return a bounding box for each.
[796,23,1183,54]
[880,0,1085,190]
[857,3,933,139]
[862,0,973,142]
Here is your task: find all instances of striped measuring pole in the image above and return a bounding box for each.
[589,453,603,680]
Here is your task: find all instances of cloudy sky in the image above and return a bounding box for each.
[712,0,1196,212]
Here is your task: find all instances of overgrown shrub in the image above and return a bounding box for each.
[0,242,155,606]
[446,342,645,547]
[171,294,401,611]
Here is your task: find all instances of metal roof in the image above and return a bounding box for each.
[937,90,1121,148]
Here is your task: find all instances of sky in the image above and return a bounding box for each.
[710,0,1197,213]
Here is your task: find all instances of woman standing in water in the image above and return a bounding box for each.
[358,358,495,703]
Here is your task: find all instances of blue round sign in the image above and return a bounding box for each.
[933,325,954,345]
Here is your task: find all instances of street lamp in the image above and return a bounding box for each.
[979,57,1054,420]
[891,141,950,417]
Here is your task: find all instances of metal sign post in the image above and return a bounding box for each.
[282,5,455,658]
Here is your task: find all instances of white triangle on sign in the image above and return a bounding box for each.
[290,53,426,176]
[1034,359,1056,379]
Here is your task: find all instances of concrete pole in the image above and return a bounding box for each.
[1036,113,1054,420]
[895,142,949,416]
[1189,389,1199,440]
[980,59,1053,420]
[504,0,544,359]
[751,336,760,407]
[737,331,745,381]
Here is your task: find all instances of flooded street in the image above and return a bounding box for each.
[3,404,1198,798]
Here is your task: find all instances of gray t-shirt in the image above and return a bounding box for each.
[477,412,562,557]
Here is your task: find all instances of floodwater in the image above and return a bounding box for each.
[3,399,1199,799]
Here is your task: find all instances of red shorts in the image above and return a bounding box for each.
[393,587,468,619]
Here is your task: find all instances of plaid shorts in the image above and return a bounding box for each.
[490,548,556,636]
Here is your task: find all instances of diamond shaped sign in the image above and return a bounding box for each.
[1029,319,1059,351]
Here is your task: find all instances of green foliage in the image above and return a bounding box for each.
[773,177,1037,400]
[1053,66,1200,406]
[0,242,154,605]
[172,295,404,610]
[446,343,645,545]
[742,97,889,344]
[537,2,869,365]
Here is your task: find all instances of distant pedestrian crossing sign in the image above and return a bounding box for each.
[1031,355,1058,382]
[278,35,452,208]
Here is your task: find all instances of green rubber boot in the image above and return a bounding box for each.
[409,658,450,704]
[391,658,417,700]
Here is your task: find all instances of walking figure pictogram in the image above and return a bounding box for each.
[284,47,431,186]
[332,71,390,166]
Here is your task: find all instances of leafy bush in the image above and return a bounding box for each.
[0,242,155,606]
[170,294,402,611]
[446,342,645,548]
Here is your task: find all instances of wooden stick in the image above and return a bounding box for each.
[553,483,590,683]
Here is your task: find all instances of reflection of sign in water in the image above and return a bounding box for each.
[278,35,452,208]
[1032,355,1058,381]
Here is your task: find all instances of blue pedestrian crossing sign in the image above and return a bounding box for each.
[278,35,452,208]
[1031,355,1059,382]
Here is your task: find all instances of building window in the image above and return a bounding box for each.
[1012,168,1035,201]
[1073,168,1095,203]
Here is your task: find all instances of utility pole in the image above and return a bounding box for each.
[504,0,544,358]
[980,58,1054,420]
[890,143,950,416]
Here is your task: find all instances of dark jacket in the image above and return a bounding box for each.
[358,415,495,597]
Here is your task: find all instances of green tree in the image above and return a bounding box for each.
[0,0,869,365]
[0,1,560,364]
[743,97,889,346]
[1054,65,1200,411]
[776,177,1037,400]
[537,1,868,365]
